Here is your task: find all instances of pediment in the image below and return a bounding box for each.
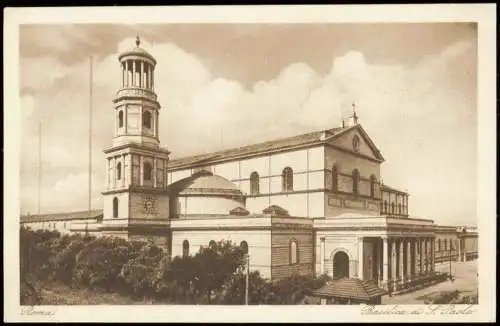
[326,125,385,162]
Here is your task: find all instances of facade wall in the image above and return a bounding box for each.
[314,232,360,279]
[129,192,170,220]
[270,228,314,280]
[434,230,459,263]
[380,190,408,216]
[324,146,381,196]
[104,192,130,221]
[168,147,326,217]
[324,193,380,217]
[21,218,100,235]
[175,196,243,216]
[171,229,272,278]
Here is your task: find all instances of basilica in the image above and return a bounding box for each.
[21,38,478,294]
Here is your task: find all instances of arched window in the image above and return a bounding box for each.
[332,164,338,192]
[438,239,442,251]
[384,201,388,213]
[289,239,299,265]
[250,172,260,195]
[116,162,122,180]
[370,175,377,198]
[209,240,216,248]
[142,110,152,129]
[113,197,119,218]
[240,241,248,254]
[143,162,152,181]
[352,169,360,195]
[118,110,124,128]
[391,202,395,214]
[398,203,402,215]
[182,240,189,258]
[282,167,293,192]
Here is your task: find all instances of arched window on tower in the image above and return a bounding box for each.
[118,110,124,128]
[143,162,152,181]
[182,240,189,258]
[332,164,338,192]
[282,167,293,192]
[250,172,260,195]
[352,169,360,196]
[116,162,122,180]
[113,197,119,218]
[142,110,152,129]
[240,241,248,254]
[370,175,377,198]
[289,239,299,265]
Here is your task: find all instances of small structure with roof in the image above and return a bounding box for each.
[312,278,387,305]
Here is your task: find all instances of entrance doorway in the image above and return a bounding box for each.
[333,251,350,279]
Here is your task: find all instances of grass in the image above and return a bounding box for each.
[33,282,171,305]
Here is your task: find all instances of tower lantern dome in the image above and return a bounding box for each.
[118,36,157,65]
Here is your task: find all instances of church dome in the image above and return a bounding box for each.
[172,170,243,197]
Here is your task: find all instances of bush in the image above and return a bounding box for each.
[49,235,90,284]
[73,236,141,292]
[219,271,276,305]
[271,273,332,304]
[119,244,167,299]
[20,227,61,281]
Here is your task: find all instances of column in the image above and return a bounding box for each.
[153,157,157,188]
[399,239,404,282]
[122,62,125,87]
[151,66,154,90]
[140,61,144,88]
[125,61,129,87]
[390,240,397,290]
[357,237,364,279]
[382,237,389,286]
[406,239,412,280]
[121,154,125,187]
[410,239,416,276]
[139,155,144,186]
[320,237,325,275]
[430,238,435,272]
[377,239,382,282]
[132,60,136,87]
[457,238,462,262]
[124,105,128,133]
[106,158,110,188]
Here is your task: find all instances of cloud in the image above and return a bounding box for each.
[20,32,477,226]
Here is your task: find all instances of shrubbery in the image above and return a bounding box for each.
[20,226,330,305]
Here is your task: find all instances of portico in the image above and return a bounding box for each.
[314,215,437,294]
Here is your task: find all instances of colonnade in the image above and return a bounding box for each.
[121,60,154,90]
[379,237,435,289]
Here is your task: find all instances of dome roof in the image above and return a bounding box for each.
[170,170,243,197]
[118,36,156,64]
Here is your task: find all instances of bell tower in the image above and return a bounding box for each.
[101,36,170,237]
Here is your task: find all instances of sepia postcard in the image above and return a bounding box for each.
[3,4,497,323]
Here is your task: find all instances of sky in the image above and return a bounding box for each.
[19,23,478,226]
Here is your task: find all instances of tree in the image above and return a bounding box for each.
[120,244,166,300]
[219,271,276,305]
[73,236,141,291]
[191,240,246,304]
